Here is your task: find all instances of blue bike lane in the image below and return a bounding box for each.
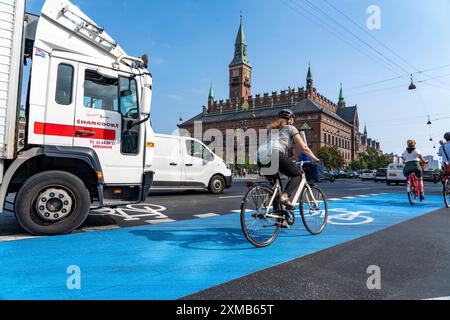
[0,194,445,300]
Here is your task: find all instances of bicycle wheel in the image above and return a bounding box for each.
[241,185,281,248]
[407,180,417,206]
[444,180,450,209]
[300,185,328,235]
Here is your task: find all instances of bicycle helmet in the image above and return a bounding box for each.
[445,132,450,141]
[279,109,295,120]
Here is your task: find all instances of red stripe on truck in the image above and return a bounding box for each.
[34,122,116,140]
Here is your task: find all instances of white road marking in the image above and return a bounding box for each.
[0,235,43,243]
[343,197,357,199]
[81,225,120,232]
[194,213,220,219]
[219,195,244,199]
[328,198,343,201]
[425,297,450,300]
[146,219,176,225]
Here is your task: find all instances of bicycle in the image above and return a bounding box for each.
[407,173,421,205]
[443,174,450,208]
[240,161,328,248]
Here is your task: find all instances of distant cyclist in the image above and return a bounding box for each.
[402,139,427,201]
[438,132,450,168]
[262,109,319,211]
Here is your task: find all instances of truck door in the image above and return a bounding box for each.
[183,139,215,188]
[39,58,78,146]
[74,64,144,185]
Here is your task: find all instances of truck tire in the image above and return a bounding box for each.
[15,171,91,236]
[208,175,226,194]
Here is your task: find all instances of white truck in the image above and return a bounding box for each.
[152,134,232,194]
[0,0,156,235]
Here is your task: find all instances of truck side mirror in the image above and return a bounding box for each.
[140,76,152,115]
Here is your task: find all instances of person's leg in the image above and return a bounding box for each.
[278,154,303,200]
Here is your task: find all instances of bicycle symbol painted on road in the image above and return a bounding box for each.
[91,204,168,222]
[327,208,374,226]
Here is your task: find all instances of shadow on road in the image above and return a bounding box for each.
[129,227,257,251]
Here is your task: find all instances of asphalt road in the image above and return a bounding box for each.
[0,179,449,300]
[0,179,445,238]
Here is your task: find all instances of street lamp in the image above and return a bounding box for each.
[408,75,417,91]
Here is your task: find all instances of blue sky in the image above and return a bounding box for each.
[26,0,450,157]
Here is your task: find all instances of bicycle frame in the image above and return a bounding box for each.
[407,174,420,197]
[264,170,318,220]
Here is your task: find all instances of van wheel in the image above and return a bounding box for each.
[15,171,91,236]
[209,175,226,194]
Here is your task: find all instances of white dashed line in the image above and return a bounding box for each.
[0,235,43,243]
[146,219,176,225]
[81,225,120,232]
[219,195,245,199]
[194,213,220,219]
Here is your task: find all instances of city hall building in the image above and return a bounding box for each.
[179,18,381,166]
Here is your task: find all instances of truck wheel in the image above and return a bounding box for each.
[209,175,226,194]
[15,171,91,236]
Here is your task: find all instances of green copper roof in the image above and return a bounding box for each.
[208,83,214,98]
[307,64,313,81]
[230,16,251,67]
[300,122,312,131]
[339,83,345,101]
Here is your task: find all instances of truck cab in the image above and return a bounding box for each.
[0,0,155,235]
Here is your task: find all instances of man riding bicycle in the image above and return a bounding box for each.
[261,109,319,211]
[402,139,427,201]
[438,132,450,169]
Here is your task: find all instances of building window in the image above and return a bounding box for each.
[55,64,74,105]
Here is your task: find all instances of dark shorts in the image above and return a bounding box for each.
[404,161,423,178]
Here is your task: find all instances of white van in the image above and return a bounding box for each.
[151,134,232,194]
[387,164,406,185]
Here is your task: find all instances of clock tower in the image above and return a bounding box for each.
[229,15,252,104]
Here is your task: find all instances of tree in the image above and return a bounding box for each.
[318,145,344,170]
[354,148,389,170]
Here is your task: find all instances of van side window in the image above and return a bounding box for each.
[84,70,119,112]
[185,140,213,161]
[55,64,74,105]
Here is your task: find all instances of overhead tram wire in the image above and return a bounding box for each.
[348,65,450,92]
[299,0,412,77]
[321,0,450,91]
[280,0,407,78]
[280,0,404,78]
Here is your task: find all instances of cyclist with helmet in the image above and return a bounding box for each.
[438,132,450,167]
[402,139,427,201]
[262,109,319,212]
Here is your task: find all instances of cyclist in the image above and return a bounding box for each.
[402,139,427,201]
[438,132,450,167]
[263,109,319,211]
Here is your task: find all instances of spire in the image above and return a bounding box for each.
[208,83,214,99]
[230,13,251,67]
[307,63,313,81]
[307,63,313,90]
[338,83,346,108]
[364,124,368,136]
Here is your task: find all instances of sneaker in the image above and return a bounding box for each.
[279,199,295,211]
